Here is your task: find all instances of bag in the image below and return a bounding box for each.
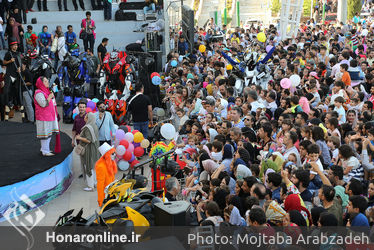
[79,30,87,40]
[119,2,146,10]
[115,10,137,21]
[75,144,85,155]
[51,37,58,53]
[123,93,141,124]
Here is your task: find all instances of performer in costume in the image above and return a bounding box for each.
[95,142,118,207]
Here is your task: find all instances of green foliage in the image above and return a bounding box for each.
[303,0,312,17]
[271,0,281,15]
[347,0,362,20]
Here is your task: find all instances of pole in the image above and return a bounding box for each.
[310,0,313,18]
[236,0,240,27]
[224,0,227,25]
[322,0,326,23]
[164,0,170,60]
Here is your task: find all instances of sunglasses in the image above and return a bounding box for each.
[245,118,251,121]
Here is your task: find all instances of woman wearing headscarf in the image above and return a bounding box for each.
[5,17,24,52]
[75,112,100,191]
[34,77,59,156]
[200,159,218,180]
[284,194,312,226]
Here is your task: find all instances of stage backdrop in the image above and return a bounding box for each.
[0,153,73,223]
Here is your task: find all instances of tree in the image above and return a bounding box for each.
[271,0,281,16]
[347,0,362,20]
[303,0,312,18]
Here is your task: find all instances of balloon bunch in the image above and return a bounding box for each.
[151,72,161,86]
[114,126,150,171]
[72,98,100,119]
[280,75,301,94]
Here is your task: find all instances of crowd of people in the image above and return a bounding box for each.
[155,5,374,239]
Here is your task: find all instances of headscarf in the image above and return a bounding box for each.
[35,77,50,99]
[9,17,21,43]
[266,201,286,226]
[264,168,275,189]
[334,186,349,208]
[227,177,236,194]
[223,144,234,160]
[202,159,218,174]
[81,112,98,143]
[229,206,245,226]
[284,194,311,226]
[208,128,218,143]
[235,164,252,180]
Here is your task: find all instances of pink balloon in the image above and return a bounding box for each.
[127,143,134,153]
[116,145,126,156]
[266,45,273,53]
[116,129,125,141]
[280,78,291,89]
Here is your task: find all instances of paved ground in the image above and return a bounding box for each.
[1,107,152,226]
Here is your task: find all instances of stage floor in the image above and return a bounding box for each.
[0,122,72,186]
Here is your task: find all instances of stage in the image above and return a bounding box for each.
[0,122,74,222]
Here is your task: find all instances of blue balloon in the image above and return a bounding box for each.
[170,60,177,67]
[178,55,183,62]
[152,76,161,85]
[72,113,77,120]
[118,160,130,171]
[92,98,99,103]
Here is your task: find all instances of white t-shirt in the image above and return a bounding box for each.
[0,17,3,32]
[334,106,346,124]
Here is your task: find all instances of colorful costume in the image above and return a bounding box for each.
[95,143,118,206]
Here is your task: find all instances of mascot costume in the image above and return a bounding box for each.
[95,142,118,207]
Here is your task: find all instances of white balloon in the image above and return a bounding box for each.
[290,74,301,87]
[118,160,130,171]
[124,132,134,143]
[160,123,176,140]
[116,145,126,156]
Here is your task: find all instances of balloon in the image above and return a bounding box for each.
[257,32,266,43]
[170,60,177,67]
[150,72,160,79]
[199,44,206,53]
[118,160,129,171]
[160,123,176,140]
[129,154,135,163]
[130,160,139,168]
[152,76,161,86]
[124,132,134,142]
[290,74,301,87]
[280,78,291,89]
[87,101,96,110]
[86,107,92,113]
[116,145,126,156]
[178,55,183,62]
[126,125,131,133]
[134,147,144,157]
[116,129,126,141]
[133,132,144,143]
[119,139,129,149]
[119,125,128,133]
[266,45,273,53]
[226,64,233,70]
[127,143,134,153]
[140,139,150,148]
[72,113,77,120]
[92,98,99,103]
[123,150,132,161]
[132,130,140,135]
[156,108,165,117]
[73,107,78,114]
[203,82,208,88]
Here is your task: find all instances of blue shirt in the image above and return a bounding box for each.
[38,32,51,46]
[65,31,77,44]
[271,187,281,203]
[95,111,116,141]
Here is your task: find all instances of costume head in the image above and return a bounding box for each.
[98,142,117,176]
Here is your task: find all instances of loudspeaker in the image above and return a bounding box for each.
[153,201,190,226]
[31,18,37,24]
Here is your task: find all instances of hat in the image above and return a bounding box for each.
[98,142,113,156]
[9,37,18,46]
[309,72,319,80]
